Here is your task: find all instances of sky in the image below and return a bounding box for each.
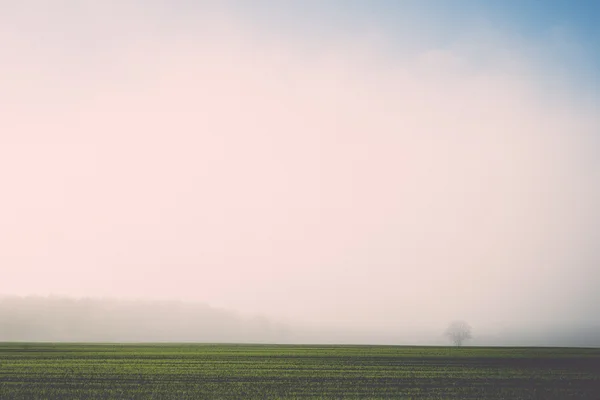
[1,1,599,343]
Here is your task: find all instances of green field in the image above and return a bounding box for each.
[1,344,599,399]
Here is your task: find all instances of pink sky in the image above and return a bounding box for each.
[1,1,599,335]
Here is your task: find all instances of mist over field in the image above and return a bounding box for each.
[1,1,599,347]
[1,296,599,347]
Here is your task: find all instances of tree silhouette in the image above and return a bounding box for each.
[445,320,472,346]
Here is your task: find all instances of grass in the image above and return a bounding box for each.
[1,343,599,399]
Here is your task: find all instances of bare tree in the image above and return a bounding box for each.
[445,320,472,346]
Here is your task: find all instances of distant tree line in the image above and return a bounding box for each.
[0,296,289,343]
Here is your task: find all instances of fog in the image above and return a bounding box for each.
[1,296,598,346]
[1,1,599,346]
